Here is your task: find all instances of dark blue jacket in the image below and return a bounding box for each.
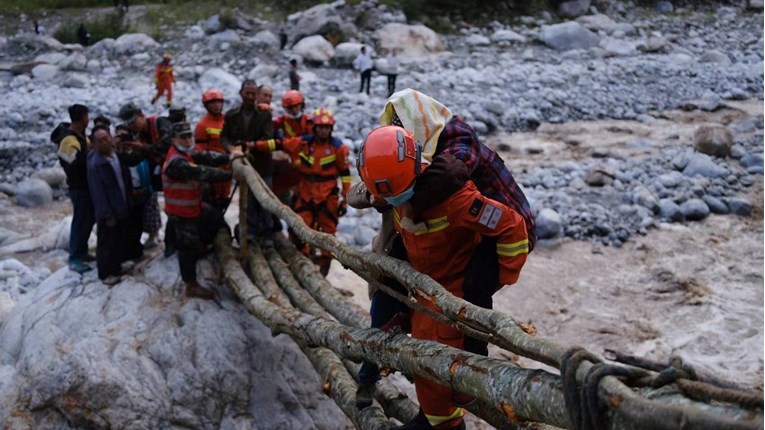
[87,150,129,222]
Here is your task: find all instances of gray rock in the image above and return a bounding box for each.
[740,153,764,170]
[728,197,753,216]
[599,37,637,56]
[536,208,563,239]
[584,169,614,186]
[633,187,659,213]
[33,167,66,188]
[591,147,610,158]
[693,125,733,157]
[702,195,729,214]
[62,73,89,88]
[198,68,242,99]
[640,35,669,53]
[465,34,491,46]
[539,22,600,51]
[749,0,764,9]
[659,171,684,188]
[14,178,53,207]
[251,30,280,50]
[490,30,526,44]
[699,50,732,65]
[184,25,205,39]
[656,1,674,13]
[204,14,221,34]
[683,153,728,178]
[680,198,710,221]
[209,29,241,45]
[292,35,335,63]
[626,139,655,149]
[31,64,59,80]
[658,198,684,221]
[558,0,591,18]
[113,33,158,55]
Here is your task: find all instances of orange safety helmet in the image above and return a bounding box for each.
[312,107,335,127]
[281,90,304,108]
[357,125,421,199]
[202,89,224,104]
[162,52,172,61]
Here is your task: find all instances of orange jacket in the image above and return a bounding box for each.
[393,180,528,294]
[273,113,311,138]
[155,63,174,85]
[194,113,225,153]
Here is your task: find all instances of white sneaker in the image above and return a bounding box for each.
[143,236,159,249]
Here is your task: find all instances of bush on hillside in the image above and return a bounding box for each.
[53,11,131,45]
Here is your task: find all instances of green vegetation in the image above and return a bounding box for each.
[52,11,131,44]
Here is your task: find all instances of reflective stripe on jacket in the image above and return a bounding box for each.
[162,146,201,218]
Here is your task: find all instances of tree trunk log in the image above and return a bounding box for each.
[228,161,763,430]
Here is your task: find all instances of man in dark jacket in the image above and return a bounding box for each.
[220,79,274,246]
[87,126,131,284]
[163,121,233,299]
[51,104,95,274]
[118,102,173,254]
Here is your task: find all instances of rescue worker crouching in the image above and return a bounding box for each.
[357,126,530,430]
[194,89,231,212]
[162,121,234,300]
[248,107,351,276]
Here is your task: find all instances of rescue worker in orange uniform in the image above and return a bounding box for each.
[194,89,231,211]
[162,121,234,299]
[357,125,529,430]
[271,90,312,205]
[249,108,351,276]
[151,52,175,107]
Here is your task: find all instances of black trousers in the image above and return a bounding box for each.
[387,73,397,97]
[359,69,372,94]
[173,206,230,284]
[96,219,127,279]
[461,236,499,356]
[124,202,145,261]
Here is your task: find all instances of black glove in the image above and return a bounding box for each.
[338,200,348,217]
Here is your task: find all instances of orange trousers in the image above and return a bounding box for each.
[153,81,173,105]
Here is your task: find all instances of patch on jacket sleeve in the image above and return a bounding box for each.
[468,198,484,217]
[478,203,503,229]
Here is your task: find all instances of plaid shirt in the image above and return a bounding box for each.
[436,116,536,250]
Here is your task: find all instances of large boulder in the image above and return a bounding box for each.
[59,52,88,71]
[0,262,347,428]
[209,29,242,46]
[539,22,600,51]
[599,37,638,56]
[14,178,53,208]
[33,52,67,65]
[292,35,335,64]
[7,34,64,53]
[198,68,242,99]
[374,23,445,60]
[113,33,159,55]
[699,50,732,65]
[693,125,733,157]
[289,3,344,41]
[680,198,710,221]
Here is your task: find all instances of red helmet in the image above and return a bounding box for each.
[312,107,335,126]
[202,89,224,104]
[281,90,304,108]
[358,125,421,199]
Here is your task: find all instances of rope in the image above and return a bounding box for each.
[605,350,764,410]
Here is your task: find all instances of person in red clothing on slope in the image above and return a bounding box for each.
[151,52,175,107]
[194,89,231,211]
[356,125,530,430]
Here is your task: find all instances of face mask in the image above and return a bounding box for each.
[287,110,302,120]
[176,140,195,153]
[384,186,415,207]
